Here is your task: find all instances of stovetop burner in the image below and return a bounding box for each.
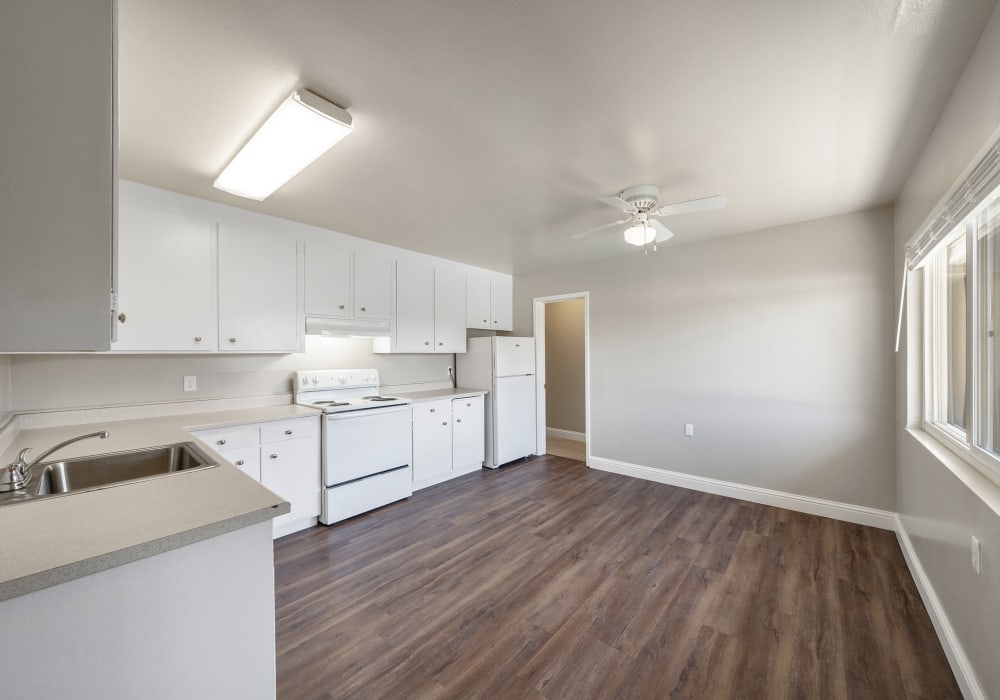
[363,395,399,402]
[314,400,351,407]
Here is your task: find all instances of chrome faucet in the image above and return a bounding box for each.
[1,429,110,492]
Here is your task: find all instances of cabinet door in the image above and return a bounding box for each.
[490,274,513,331]
[260,436,321,532]
[218,446,261,481]
[304,240,351,317]
[113,204,217,351]
[0,1,114,351]
[353,249,393,319]
[452,396,485,470]
[395,259,435,353]
[466,269,491,329]
[434,267,467,353]
[412,401,453,483]
[218,224,299,352]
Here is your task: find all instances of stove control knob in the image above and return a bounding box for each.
[311,377,319,385]
[338,376,347,385]
[300,377,308,386]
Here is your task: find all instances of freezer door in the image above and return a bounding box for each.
[494,337,535,377]
[495,374,537,465]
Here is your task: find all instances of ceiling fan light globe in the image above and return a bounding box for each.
[623,224,656,246]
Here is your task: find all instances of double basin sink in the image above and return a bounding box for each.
[0,442,218,506]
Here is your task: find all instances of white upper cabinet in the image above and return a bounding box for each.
[435,267,467,353]
[353,249,393,320]
[304,240,352,318]
[395,259,435,352]
[466,269,512,331]
[218,224,300,352]
[113,204,217,352]
[385,261,468,354]
[490,274,513,331]
[0,1,116,351]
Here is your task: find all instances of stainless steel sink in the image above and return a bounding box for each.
[0,442,217,505]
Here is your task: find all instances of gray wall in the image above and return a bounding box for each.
[894,4,1000,697]
[0,355,9,417]
[544,299,586,434]
[8,337,451,412]
[515,207,897,511]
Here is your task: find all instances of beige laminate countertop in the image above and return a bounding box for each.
[0,404,321,602]
[395,387,488,403]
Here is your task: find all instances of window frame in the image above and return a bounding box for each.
[922,192,1000,483]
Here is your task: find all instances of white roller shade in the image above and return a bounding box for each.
[905,138,1000,269]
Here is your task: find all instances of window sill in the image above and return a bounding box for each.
[905,426,1000,518]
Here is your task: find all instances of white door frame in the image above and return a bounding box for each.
[533,292,591,466]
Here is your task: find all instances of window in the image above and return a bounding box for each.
[924,184,1000,478]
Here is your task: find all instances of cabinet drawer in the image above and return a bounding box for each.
[260,416,320,444]
[191,426,258,451]
[412,399,451,422]
[218,446,261,481]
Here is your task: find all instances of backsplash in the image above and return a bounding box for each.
[8,337,453,413]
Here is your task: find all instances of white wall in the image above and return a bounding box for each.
[515,207,896,511]
[894,5,1000,698]
[544,299,586,434]
[8,337,451,412]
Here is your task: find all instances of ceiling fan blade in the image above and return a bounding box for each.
[651,219,674,242]
[651,195,727,217]
[597,195,637,213]
[571,218,630,239]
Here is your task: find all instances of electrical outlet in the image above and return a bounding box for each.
[971,535,982,575]
[183,375,197,392]
[684,423,695,437]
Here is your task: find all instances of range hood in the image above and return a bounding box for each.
[305,316,390,338]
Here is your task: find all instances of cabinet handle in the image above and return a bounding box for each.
[217,439,226,445]
[338,304,345,310]
[235,460,245,466]
[229,337,237,343]
[269,453,278,459]
[360,306,367,312]
[284,429,293,435]
[194,336,202,342]
[117,312,126,324]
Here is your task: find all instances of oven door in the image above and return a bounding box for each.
[324,405,412,486]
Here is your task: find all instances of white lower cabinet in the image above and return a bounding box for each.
[191,416,320,538]
[412,395,485,489]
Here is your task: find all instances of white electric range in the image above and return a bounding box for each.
[293,369,413,525]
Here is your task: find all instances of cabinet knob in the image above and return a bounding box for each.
[284,429,293,435]
[338,304,345,310]
[438,342,443,346]
[466,402,471,406]
[194,336,202,342]
[269,453,278,459]
[117,312,126,324]
[493,320,498,324]
[425,341,430,346]
[429,408,435,413]
[442,421,448,426]
[235,460,245,466]
[457,419,462,423]
[217,439,226,445]
[229,337,237,343]
[360,306,367,312]
[483,319,487,323]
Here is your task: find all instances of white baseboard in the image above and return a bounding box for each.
[546,428,585,442]
[413,463,482,491]
[895,515,984,700]
[589,456,895,530]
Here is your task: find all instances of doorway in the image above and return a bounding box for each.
[533,292,590,465]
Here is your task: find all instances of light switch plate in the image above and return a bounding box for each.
[971,535,982,575]
[684,423,695,437]
[183,375,197,392]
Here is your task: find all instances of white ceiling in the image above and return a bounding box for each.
[119,0,998,274]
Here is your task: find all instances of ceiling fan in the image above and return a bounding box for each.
[572,184,727,252]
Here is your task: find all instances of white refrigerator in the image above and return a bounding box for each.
[457,336,536,468]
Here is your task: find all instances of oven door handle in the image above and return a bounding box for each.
[325,404,411,420]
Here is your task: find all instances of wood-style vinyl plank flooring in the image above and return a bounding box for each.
[274,455,959,699]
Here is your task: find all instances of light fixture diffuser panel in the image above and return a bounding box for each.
[214,90,353,201]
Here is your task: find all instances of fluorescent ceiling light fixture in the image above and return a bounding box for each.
[623,223,656,246]
[214,89,353,201]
